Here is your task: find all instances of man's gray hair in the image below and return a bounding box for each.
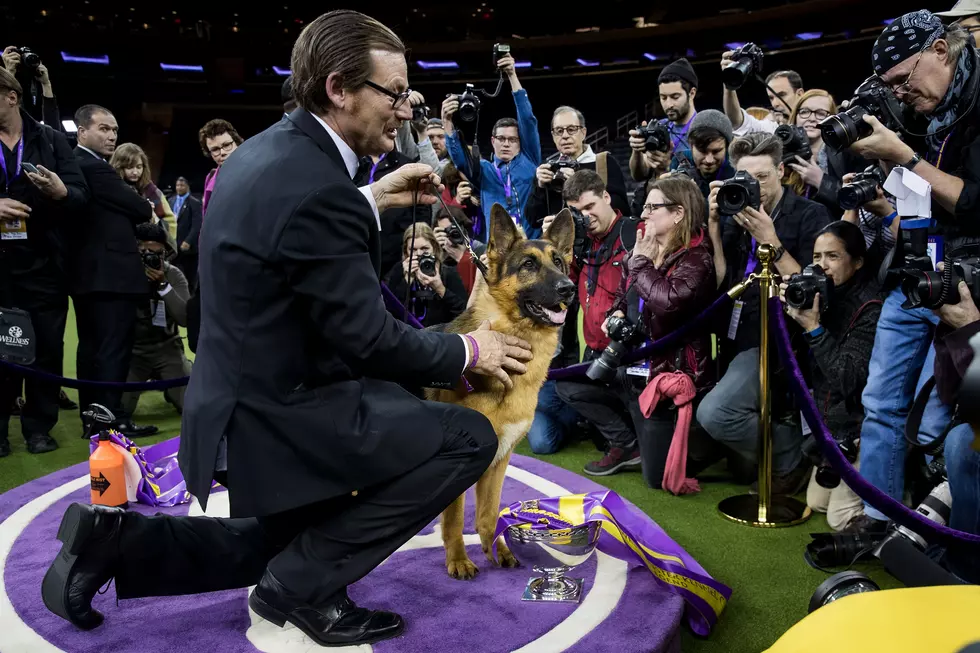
[945,23,972,62]
[551,106,586,129]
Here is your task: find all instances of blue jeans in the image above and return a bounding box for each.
[944,422,980,583]
[526,380,577,454]
[860,288,951,521]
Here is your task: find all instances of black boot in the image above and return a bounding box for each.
[41,503,125,630]
[25,432,59,454]
[248,572,404,647]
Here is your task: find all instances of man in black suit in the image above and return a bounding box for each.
[67,104,156,434]
[42,10,533,648]
[166,176,201,289]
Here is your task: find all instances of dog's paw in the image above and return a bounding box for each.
[483,540,521,568]
[446,557,479,580]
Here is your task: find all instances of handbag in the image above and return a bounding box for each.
[0,306,36,365]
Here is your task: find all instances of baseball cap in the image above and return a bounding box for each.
[936,0,980,18]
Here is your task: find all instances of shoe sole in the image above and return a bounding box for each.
[583,456,642,477]
[248,591,405,647]
[41,504,104,630]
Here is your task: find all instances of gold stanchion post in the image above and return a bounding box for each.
[718,244,811,527]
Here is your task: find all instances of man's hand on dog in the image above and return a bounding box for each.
[466,319,533,390]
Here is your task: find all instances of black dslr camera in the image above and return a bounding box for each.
[493,43,511,65]
[717,171,761,216]
[568,206,590,263]
[417,253,438,277]
[838,165,888,211]
[637,122,671,153]
[444,223,466,246]
[412,104,430,123]
[548,155,581,188]
[801,432,859,489]
[722,43,764,90]
[141,250,164,271]
[586,314,645,384]
[774,124,812,164]
[457,84,481,123]
[16,47,41,75]
[819,76,904,152]
[901,256,980,310]
[785,264,834,312]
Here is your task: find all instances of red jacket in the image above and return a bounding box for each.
[570,212,630,353]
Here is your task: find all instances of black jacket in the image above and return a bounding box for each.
[180,108,469,517]
[385,262,468,328]
[66,147,153,295]
[167,192,203,256]
[804,280,881,441]
[0,109,88,276]
[525,151,630,232]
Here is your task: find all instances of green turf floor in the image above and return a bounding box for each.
[0,306,901,652]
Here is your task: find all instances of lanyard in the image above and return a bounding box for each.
[368,153,387,185]
[493,162,520,219]
[0,137,24,193]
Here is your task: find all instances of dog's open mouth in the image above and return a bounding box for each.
[522,300,568,326]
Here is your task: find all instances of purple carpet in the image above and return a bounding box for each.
[1,448,684,653]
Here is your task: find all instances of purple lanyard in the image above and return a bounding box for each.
[0,137,25,193]
[493,163,520,219]
[368,153,387,185]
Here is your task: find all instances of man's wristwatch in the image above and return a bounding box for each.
[902,152,922,170]
[772,245,786,262]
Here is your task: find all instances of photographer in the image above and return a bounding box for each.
[606,177,716,490]
[384,223,467,328]
[526,106,629,231]
[784,90,868,214]
[551,170,642,475]
[698,132,831,493]
[2,46,60,129]
[667,110,737,200]
[932,280,980,583]
[441,50,542,237]
[0,68,87,457]
[721,46,804,133]
[778,221,881,530]
[432,205,484,297]
[120,222,192,421]
[846,11,980,533]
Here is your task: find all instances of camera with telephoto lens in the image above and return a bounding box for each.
[786,264,834,312]
[586,315,646,384]
[900,256,980,310]
[445,223,465,246]
[774,124,812,164]
[819,76,905,152]
[875,480,952,555]
[141,250,164,271]
[417,253,438,278]
[16,47,41,74]
[717,171,761,216]
[722,43,764,90]
[412,104,430,123]
[637,122,671,153]
[801,431,857,489]
[568,206,590,263]
[838,165,888,211]
[493,43,511,65]
[457,84,481,123]
[548,155,581,188]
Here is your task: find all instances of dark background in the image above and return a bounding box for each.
[1,0,933,191]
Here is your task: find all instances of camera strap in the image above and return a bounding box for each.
[0,136,24,193]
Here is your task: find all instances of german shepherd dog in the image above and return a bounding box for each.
[426,204,576,579]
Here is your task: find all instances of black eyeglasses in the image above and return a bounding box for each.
[364,80,412,110]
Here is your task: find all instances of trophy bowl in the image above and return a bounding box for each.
[503,520,602,603]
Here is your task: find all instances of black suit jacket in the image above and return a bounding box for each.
[167,193,203,255]
[180,108,468,517]
[67,148,153,295]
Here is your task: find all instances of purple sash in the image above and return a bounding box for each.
[88,433,191,507]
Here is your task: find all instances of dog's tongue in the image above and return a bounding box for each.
[542,306,567,325]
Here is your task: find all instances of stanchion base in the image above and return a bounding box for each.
[718,494,811,528]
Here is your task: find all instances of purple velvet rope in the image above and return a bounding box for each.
[0,359,188,391]
[768,296,980,545]
[380,282,425,329]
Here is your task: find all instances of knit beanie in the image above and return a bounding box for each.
[658,58,699,89]
[689,110,734,145]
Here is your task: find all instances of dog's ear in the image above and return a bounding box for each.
[545,209,575,261]
[488,203,523,255]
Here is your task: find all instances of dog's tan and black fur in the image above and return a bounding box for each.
[426,204,575,580]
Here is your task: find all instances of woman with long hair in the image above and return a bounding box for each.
[109,143,177,244]
[384,223,467,328]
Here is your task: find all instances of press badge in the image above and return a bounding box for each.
[1,219,27,240]
[151,301,167,328]
[626,359,650,377]
[727,301,744,340]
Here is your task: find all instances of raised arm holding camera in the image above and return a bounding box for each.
[441,47,542,237]
[3,46,60,129]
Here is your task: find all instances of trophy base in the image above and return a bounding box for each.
[521,576,585,603]
[718,494,812,528]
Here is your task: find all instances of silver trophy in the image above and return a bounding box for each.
[503,520,601,603]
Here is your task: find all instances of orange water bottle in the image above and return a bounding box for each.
[89,431,128,508]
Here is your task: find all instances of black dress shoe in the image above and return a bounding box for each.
[25,432,59,454]
[113,421,159,438]
[59,390,79,410]
[248,573,404,647]
[42,503,125,630]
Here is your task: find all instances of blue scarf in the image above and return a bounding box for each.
[926,46,975,153]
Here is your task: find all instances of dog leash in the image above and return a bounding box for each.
[430,187,490,282]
